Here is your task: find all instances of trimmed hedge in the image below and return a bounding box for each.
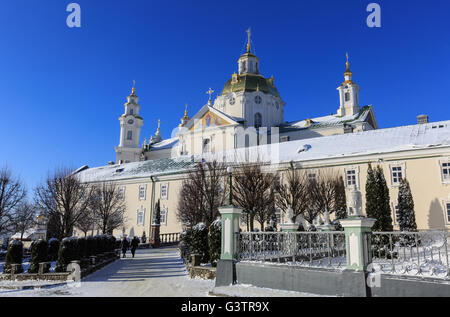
[4,240,24,274]
[28,239,48,273]
[48,238,60,261]
[55,237,80,272]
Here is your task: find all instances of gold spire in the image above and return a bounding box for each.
[130,80,136,96]
[246,27,251,53]
[180,104,190,127]
[344,53,352,76]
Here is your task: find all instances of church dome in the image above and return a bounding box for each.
[221,73,280,97]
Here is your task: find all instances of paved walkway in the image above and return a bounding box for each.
[0,246,214,297]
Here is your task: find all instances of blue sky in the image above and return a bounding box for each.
[0,0,449,192]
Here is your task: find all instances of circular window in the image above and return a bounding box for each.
[229,97,236,105]
[255,96,262,104]
[128,119,134,124]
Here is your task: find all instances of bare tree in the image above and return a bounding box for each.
[12,202,36,240]
[232,163,278,231]
[274,162,309,223]
[0,166,27,234]
[34,167,94,240]
[75,209,97,237]
[307,170,339,224]
[90,182,126,234]
[177,161,227,227]
[177,179,204,228]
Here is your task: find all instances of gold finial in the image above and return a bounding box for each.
[256,82,259,91]
[246,27,251,53]
[184,104,188,116]
[131,80,136,95]
[344,53,352,75]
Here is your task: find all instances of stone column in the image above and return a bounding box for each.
[340,186,375,271]
[215,205,242,286]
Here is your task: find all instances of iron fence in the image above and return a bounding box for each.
[367,231,450,279]
[237,231,346,269]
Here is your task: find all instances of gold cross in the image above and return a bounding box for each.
[206,88,214,101]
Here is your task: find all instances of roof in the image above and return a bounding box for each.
[148,137,179,151]
[280,106,373,132]
[221,73,280,97]
[77,120,450,182]
[76,156,197,183]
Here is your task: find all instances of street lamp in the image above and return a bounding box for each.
[227,166,233,206]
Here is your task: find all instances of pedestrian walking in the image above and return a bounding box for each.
[130,236,139,258]
[121,236,129,258]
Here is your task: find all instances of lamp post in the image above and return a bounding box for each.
[227,166,233,206]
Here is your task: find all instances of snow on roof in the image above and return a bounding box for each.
[77,120,450,183]
[76,156,197,183]
[149,137,179,150]
[285,106,371,129]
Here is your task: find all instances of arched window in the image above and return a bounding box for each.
[254,112,262,129]
[127,131,132,140]
[345,92,350,102]
[130,109,134,115]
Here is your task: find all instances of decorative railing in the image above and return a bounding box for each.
[367,231,450,279]
[237,231,346,269]
[160,232,181,245]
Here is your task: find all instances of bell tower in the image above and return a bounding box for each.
[337,53,360,116]
[115,83,144,163]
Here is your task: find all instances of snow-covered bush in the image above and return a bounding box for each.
[190,223,210,264]
[3,239,23,274]
[28,239,48,273]
[179,229,193,262]
[208,219,222,267]
[48,238,60,261]
[55,237,79,272]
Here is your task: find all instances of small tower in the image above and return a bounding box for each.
[179,104,190,127]
[238,28,260,75]
[337,53,360,116]
[115,83,144,163]
[150,119,162,144]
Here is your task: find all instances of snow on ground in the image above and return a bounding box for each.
[0,247,329,297]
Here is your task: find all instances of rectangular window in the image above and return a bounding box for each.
[391,166,403,185]
[159,206,167,225]
[308,172,317,182]
[127,131,132,140]
[118,186,125,201]
[442,162,450,182]
[392,204,399,225]
[137,207,145,226]
[346,169,357,187]
[138,185,146,200]
[160,183,169,200]
[203,139,210,153]
[280,136,290,143]
[447,203,450,223]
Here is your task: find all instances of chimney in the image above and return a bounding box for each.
[417,115,429,124]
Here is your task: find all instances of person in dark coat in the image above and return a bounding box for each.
[120,237,130,258]
[130,237,139,258]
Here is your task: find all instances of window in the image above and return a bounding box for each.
[160,206,167,225]
[445,203,450,223]
[202,139,211,153]
[118,186,125,201]
[391,165,403,185]
[138,185,146,200]
[160,183,169,200]
[280,136,290,143]
[345,92,350,102]
[137,206,145,226]
[346,169,357,187]
[441,162,450,183]
[307,170,318,182]
[392,203,399,225]
[127,131,132,140]
[130,109,134,115]
[254,112,262,129]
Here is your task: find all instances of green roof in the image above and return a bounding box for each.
[221,74,280,97]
